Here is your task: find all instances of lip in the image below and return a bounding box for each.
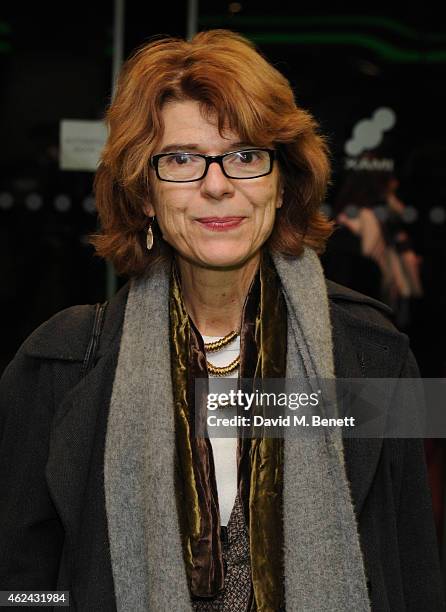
[195,216,246,231]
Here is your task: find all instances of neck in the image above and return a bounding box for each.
[176,252,260,336]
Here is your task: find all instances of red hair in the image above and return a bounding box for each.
[91,29,333,277]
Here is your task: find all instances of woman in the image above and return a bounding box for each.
[326,163,423,328]
[0,30,443,612]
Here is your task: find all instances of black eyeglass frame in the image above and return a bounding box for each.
[150,148,276,183]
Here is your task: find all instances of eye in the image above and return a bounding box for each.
[228,150,266,166]
[169,153,191,165]
[236,151,257,163]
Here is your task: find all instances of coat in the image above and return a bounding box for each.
[0,279,444,611]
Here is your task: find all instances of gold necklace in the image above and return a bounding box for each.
[204,330,239,352]
[207,356,240,377]
[204,330,240,376]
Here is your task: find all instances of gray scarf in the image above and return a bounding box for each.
[104,248,371,612]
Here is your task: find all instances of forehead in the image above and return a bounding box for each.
[158,99,244,153]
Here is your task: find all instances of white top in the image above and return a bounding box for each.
[202,334,239,526]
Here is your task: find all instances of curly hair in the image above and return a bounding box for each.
[90,29,333,277]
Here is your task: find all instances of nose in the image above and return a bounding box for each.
[200,160,235,201]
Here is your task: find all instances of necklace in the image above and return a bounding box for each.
[204,330,239,352]
[207,356,240,377]
[204,330,240,376]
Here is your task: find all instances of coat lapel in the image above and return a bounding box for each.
[330,300,409,515]
[45,348,118,547]
[44,283,128,536]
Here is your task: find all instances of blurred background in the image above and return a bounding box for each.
[1,0,445,569]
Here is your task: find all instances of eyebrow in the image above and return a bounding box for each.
[158,141,254,154]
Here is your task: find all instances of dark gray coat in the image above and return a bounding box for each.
[0,280,444,611]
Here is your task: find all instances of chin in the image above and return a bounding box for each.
[197,245,258,270]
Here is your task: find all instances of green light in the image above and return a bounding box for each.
[199,14,446,43]
[195,27,446,63]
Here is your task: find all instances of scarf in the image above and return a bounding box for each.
[104,247,371,612]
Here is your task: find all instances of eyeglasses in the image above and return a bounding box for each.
[150,148,276,183]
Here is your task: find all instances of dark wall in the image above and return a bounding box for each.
[1,2,445,374]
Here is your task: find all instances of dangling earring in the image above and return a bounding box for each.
[146,216,155,251]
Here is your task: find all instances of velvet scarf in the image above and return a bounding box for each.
[169,251,286,611]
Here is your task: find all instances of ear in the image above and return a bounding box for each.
[275,168,284,209]
[143,199,156,218]
[276,186,284,209]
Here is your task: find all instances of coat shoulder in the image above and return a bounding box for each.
[20,304,97,361]
[326,279,397,334]
[20,281,130,361]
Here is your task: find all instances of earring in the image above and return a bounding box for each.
[146,216,155,251]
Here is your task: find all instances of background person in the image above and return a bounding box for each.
[324,161,423,330]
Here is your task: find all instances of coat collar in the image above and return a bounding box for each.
[22,278,394,362]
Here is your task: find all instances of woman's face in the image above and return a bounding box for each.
[146,99,283,269]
